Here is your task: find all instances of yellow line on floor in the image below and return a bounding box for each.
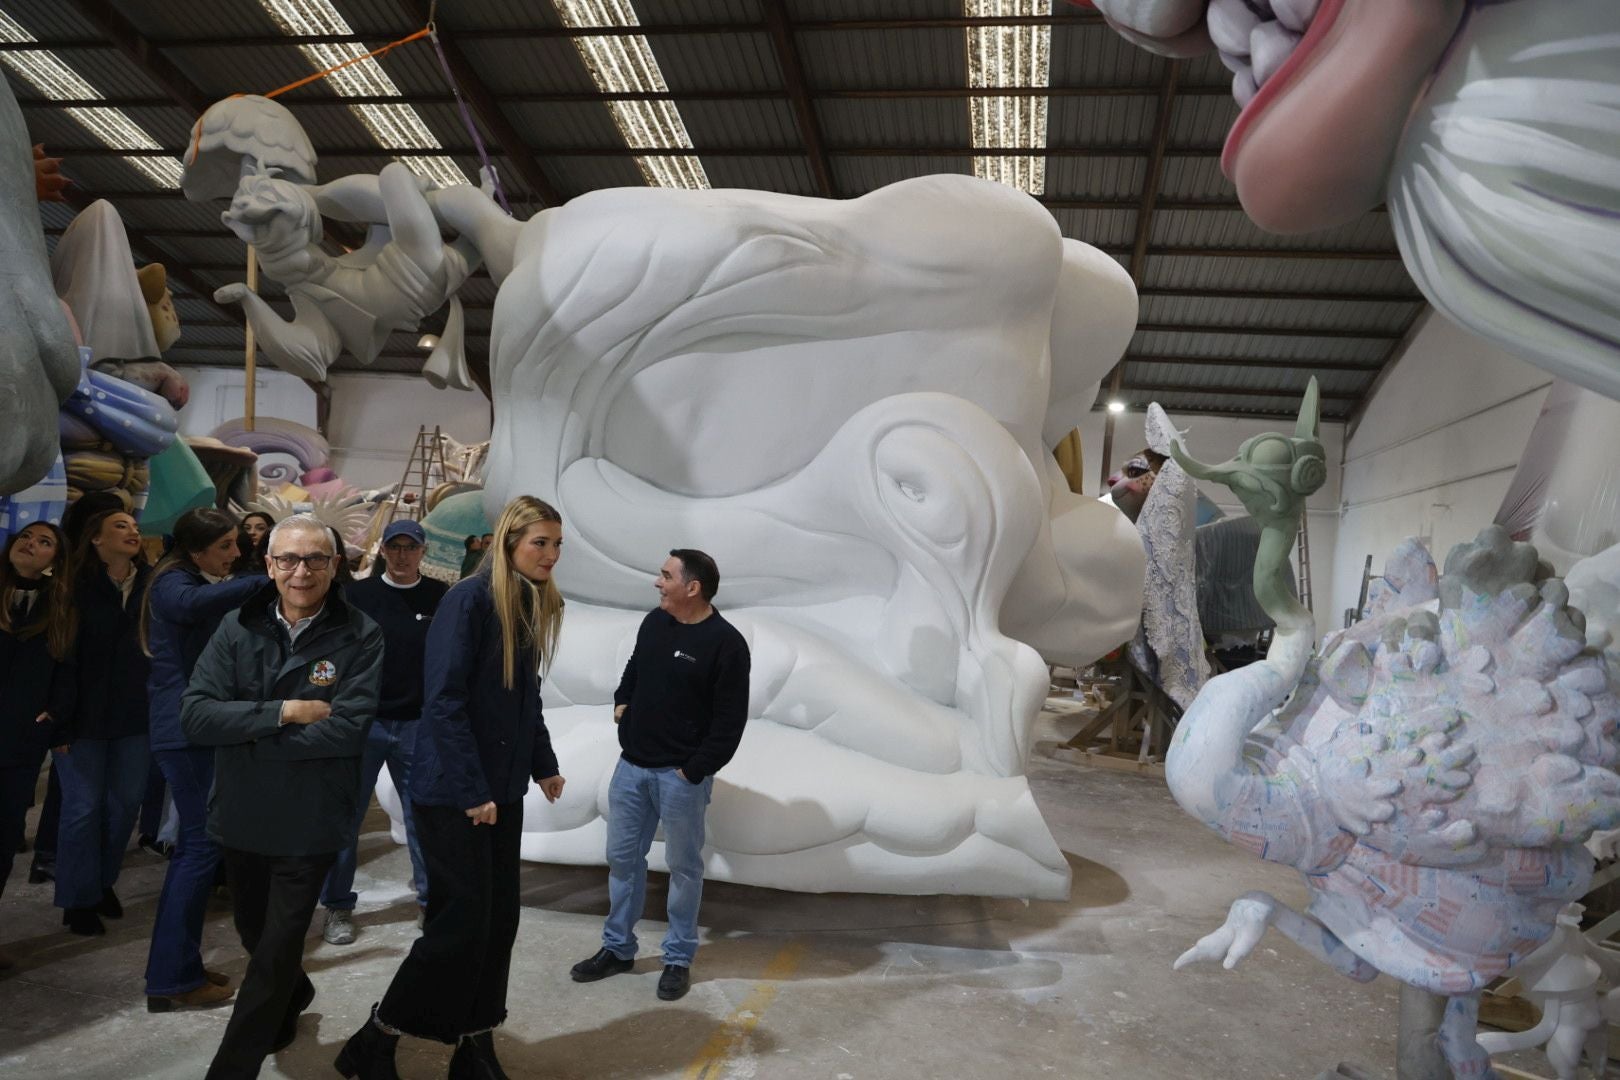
[683,941,807,1079]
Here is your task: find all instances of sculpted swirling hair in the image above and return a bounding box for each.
[0,523,76,660]
[482,495,564,690]
[140,507,239,657]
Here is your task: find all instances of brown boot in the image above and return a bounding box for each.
[203,969,230,987]
[146,981,234,1012]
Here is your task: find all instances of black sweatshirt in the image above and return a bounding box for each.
[613,608,750,784]
[345,574,449,721]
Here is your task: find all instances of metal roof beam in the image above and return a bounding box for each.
[1125,354,1384,373]
[1140,287,1419,303]
[53,143,1226,159]
[16,85,1235,108]
[1135,323,1405,340]
[1119,382,1362,401]
[764,3,835,197]
[391,0,561,208]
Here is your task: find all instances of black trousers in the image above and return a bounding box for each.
[377,799,523,1042]
[0,763,35,896]
[205,848,335,1080]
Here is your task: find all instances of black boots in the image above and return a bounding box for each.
[333,1006,400,1080]
[62,907,104,936]
[569,947,634,982]
[447,1032,509,1080]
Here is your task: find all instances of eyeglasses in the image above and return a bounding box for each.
[270,553,333,572]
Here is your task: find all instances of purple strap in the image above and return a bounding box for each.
[428,28,513,214]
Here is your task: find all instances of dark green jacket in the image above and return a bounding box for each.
[181,582,384,856]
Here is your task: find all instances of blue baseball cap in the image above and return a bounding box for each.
[381,519,427,545]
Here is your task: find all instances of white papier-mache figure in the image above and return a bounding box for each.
[375,174,1143,899]
[187,87,1149,897]
[183,96,490,391]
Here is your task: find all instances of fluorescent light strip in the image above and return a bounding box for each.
[0,9,183,187]
[259,0,467,189]
[965,0,1051,195]
[553,0,708,189]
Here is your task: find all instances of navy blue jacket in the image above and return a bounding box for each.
[146,566,265,752]
[410,575,559,810]
[181,583,383,856]
[0,587,75,767]
[63,564,151,742]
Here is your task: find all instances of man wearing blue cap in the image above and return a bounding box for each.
[319,519,448,945]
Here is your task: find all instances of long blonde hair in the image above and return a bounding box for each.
[482,496,564,689]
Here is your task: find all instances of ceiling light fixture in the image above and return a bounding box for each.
[0,10,183,188]
[1107,400,1126,414]
[964,0,1051,195]
[552,0,709,190]
[259,0,467,190]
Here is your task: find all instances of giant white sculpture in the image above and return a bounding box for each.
[185,99,1147,896]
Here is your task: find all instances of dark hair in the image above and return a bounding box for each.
[240,511,275,533]
[140,508,239,655]
[464,535,477,550]
[62,490,129,547]
[669,548,719,602]
[71,508,148,588]
[327,525,355,589]
[0,522,76,659]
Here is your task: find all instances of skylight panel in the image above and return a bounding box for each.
[965,0,1051,195]
[0,9,183,188]
[553,0,709,190]
[259,0,467,190]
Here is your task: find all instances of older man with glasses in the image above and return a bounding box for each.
[318,519,447,945]
[181,514,384,1079]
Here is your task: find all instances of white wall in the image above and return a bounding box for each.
[177,366,317,437]
[173,366,491,492]
[1330,309,1552,628]
[323,372,491,491]
[1080,408,1344,638]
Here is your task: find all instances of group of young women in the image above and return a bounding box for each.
[1,494,571,1080]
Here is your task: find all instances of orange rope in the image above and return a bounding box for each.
[189,26,433,161]
[263,27,431,100]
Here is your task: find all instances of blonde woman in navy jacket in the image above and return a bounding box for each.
[338,495,566,1080]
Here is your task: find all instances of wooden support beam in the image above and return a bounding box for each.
[764,3,835,198]
[392,0,562,208]
[303,378,333,438]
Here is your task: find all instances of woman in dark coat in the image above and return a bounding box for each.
[0,522,75,968]
[141,508,263,1011]
[53,508,152,936]
[338,495,567,1080]
[232,511,275,576]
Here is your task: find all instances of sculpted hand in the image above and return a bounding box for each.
[538,775,565,803]
[1173,893,1276,972]
[214,282,251,305]
[466,801,498,826]
[280,700,331,726]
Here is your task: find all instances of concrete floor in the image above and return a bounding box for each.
[0,704,1544,1079]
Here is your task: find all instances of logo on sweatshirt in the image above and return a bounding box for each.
[309,660,338,686]
[673,650,697,664]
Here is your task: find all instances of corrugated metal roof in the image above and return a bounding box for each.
[6,2,1423,419]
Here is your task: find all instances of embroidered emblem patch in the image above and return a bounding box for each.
[309,660,338,686]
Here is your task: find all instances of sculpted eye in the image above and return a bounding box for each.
[1244,436,1293,467]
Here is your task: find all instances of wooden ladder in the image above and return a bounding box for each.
[391,425,445,524]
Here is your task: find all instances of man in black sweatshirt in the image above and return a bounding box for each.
[318,519,447,946]
[569,548,750,1002]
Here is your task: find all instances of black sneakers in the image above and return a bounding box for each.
[569,948,634,983]
[656,964,690,1001]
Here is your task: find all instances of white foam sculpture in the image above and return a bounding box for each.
[358,175,1142,898]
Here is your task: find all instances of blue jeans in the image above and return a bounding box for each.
[52,733,150,910]
[602,758,713,967]
[322,719,427,911]
[144,747,221,996]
